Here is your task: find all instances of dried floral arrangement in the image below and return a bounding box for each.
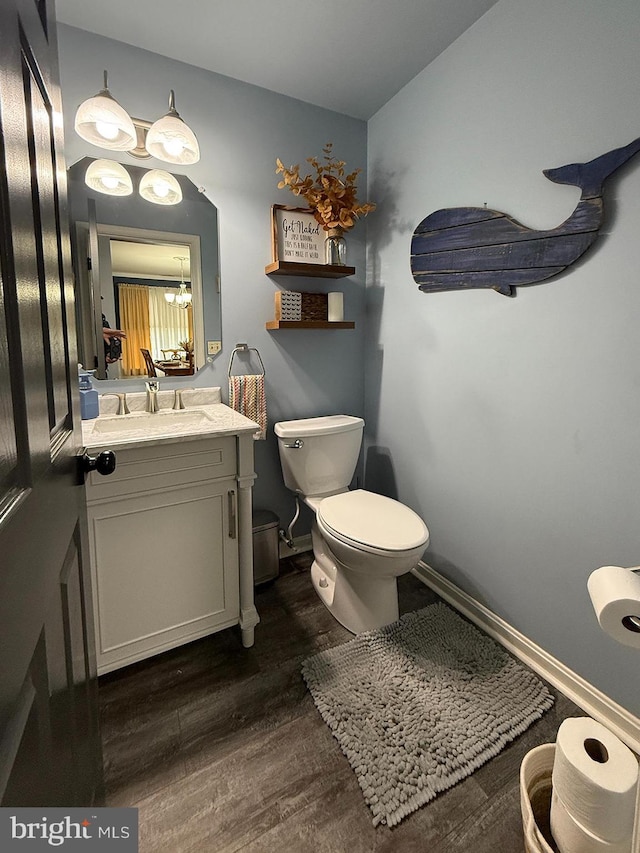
[276,142,375,232]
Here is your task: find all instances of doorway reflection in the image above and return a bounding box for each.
[109,241,194,378]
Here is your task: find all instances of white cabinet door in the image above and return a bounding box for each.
[88,479,239,674]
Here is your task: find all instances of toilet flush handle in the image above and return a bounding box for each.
[283,439,304,449]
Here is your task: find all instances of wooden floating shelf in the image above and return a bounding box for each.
[266,320,355,330]
[265,261,356,279]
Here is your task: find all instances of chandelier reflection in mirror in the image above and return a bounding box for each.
[75,71,199,205]
[165,257,192,309]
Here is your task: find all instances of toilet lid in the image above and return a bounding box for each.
[317,489,428,552]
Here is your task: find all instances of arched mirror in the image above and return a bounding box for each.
[67,157,221,380]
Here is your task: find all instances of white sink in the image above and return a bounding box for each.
[91,408,214,435]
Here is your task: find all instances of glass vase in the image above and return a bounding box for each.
[324,227,347,266]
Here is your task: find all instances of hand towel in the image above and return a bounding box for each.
[229,374,267,439]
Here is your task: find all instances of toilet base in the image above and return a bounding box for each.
[310,526,400,634]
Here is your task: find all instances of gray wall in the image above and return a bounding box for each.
[58,25,368,526]
[366,0,640,713]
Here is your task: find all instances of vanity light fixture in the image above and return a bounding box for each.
[74,71,137,151]
[139,169,183,206]
[74,72,200,165]
[165,256,192,308]
[84,159,133,196]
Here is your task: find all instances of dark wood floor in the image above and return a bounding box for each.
[98,553,580,852]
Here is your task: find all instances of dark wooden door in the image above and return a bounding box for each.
[0,0,103,806]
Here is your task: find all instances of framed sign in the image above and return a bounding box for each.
[271,205,325,265]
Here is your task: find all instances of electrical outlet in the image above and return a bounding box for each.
[207,340,221,356]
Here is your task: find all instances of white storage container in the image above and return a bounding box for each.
[520,743,557,853]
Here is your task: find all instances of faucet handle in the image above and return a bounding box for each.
[102,392,130,416]
[118,393,130,416]
[172,389,185,410]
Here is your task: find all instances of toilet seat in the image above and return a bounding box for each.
[317,489,429,556]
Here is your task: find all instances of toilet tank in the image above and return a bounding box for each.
[274,415,364,497]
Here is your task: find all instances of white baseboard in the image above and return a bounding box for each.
[414,561,640,755]
[279,534,312,560]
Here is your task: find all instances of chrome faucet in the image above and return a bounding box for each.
[145,380,160,413]
[102,392,130,416]
[172,389,186,410]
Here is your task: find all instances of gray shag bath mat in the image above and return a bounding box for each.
[301,602,554,827]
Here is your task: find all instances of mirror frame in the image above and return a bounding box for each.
[74,221,205,378]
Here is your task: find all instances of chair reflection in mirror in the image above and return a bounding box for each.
[140,348,159,377]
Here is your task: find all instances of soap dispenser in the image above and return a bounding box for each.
[78,364,99,420]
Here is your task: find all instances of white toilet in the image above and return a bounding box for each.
[274,415,429,634]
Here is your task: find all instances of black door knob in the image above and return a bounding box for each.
[82,450,116,476]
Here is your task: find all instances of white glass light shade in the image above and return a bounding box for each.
[74,77,136,151]
[145,91,200,164]
[164,287,191,308]
[139,170,182,205]
[84,159,133,196]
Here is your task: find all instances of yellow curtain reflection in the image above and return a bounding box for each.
[119,284,151,376]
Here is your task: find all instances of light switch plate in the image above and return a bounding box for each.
[207,340,221,355]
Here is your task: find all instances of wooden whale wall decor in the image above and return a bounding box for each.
[410,137,640,297]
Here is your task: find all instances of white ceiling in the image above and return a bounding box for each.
[109,240,191,280]
[56,0,498,120]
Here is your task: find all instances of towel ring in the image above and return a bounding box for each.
[228,342,265,378]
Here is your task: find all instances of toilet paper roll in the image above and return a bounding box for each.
[587,565,640,647]
[552,717,638,843]
[550,790,631,853]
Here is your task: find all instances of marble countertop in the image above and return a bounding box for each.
[82,386,261,450]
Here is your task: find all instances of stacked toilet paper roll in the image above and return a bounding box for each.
[550,717,638,853]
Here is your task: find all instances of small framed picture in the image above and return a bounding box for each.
[271,204,325,265]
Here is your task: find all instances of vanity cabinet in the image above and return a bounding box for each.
[85,432,257,674]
